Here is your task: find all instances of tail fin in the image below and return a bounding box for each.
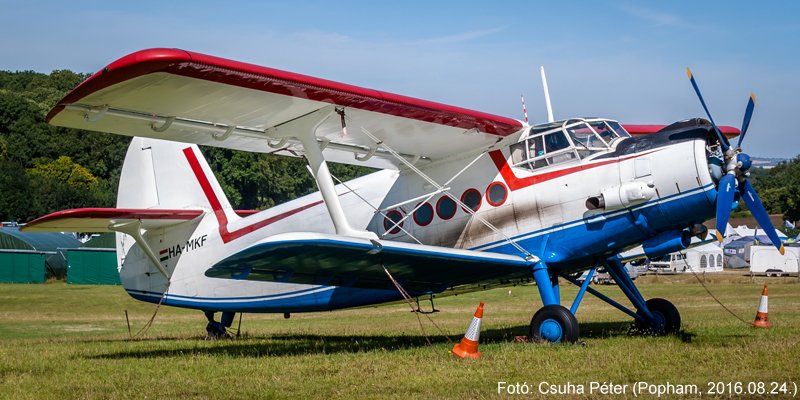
[118,137,236,221]
[116,138,237,292]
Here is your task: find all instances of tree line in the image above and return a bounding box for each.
[0,69,371,222]
[0,69,797,232]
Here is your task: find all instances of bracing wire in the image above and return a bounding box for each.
[382,265,454,345]
[129,281,171,339]
[678,252,753,326]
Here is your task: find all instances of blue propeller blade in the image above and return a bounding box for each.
[686,68,730,151]
[740,179,785,255]
[715,174,737,241]
[736,93,756,148]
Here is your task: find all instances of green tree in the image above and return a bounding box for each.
[752,155,800,223]
[28,155,98,189]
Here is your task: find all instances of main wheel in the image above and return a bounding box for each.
[529,305,579,344]
[634,298,681,335]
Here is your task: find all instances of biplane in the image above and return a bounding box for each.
[23,49,784,342]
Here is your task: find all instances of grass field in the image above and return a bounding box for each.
[1,274,799,399]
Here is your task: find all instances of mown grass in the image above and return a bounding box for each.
[0,274,798,399]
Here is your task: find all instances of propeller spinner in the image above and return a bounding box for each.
[686,68,784,255]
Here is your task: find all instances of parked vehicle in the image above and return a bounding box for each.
[750,244,800,277]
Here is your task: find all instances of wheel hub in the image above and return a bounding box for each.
[539,318,563,342]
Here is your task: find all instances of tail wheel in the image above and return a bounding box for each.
[634,298,681,335]
[529,305,579,344]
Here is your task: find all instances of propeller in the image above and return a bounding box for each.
[687,68,784,255]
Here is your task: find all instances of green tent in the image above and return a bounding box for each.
[0,251,48,283]
[0,225,80,282]
[66,233,120,285]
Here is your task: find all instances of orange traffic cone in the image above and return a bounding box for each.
[753,284,773,328]
[452,302,484,359]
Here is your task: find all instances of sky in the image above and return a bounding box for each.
[1,0,798,157]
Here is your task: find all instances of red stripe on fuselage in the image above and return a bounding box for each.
[488,150,657,191]
[182,147,322,243]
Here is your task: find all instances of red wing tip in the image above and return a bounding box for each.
[22,208,205,231]
[48,48,523,136]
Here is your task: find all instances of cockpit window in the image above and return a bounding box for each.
[566,122,606,149]
[588,121,616,144]
[605,120,630,138]
[544,131,569,153]
[510,118,626,172]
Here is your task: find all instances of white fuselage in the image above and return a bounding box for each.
[120,127,717,312]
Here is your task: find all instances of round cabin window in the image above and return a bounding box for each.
[413,202,434,226]
[436,196,457,220]
[486,182,508,206]
[461,188,482,212]
[383,210,403,234]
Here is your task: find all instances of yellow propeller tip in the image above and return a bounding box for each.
[750,92,757,102]
[715,231,724,243]
[779,243,785,256]
[686,67,693,79]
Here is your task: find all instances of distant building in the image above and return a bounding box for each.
[0,224,81,283]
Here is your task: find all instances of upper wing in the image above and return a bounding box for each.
[623,124,739,138]
[47,48,524,169]
[21,208,204,232]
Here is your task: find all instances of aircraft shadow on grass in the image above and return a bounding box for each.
[86,321,688,359]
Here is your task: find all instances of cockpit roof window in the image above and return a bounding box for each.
[511,118,627,172]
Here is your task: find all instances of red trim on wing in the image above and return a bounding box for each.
[623,124,740,138]
[48,48,523,136]
[234,210,260,217]
[23,207,203,229]
[182,147,322,243]
[489,150,657,191]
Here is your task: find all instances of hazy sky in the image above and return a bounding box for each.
[2,1,798,157]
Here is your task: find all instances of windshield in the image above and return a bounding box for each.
[565,120,608,150]
[510,118,625,172]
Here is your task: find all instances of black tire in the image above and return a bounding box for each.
[634,298,681,335]
[529,305,579,344]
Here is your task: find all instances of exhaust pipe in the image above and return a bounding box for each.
[642,230,692,259]
[586,181,656,211]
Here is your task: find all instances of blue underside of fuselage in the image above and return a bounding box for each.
[127,183,716,313]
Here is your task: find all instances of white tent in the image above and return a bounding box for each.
[682,242,724,272]
[725,224,788,243]
[620,238,724,273]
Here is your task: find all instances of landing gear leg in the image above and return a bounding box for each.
[412,294,439,314]
[604,257,681,335]
[529,261,579,343]
[428,294,439,313]
[204,311,234,339]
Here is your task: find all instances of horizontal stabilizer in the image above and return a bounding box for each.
[206,232,534,294]
[21,207,204,232]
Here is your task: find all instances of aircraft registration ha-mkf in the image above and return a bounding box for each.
[23,48,784,342]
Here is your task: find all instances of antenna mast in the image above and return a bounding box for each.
[540,66,554,123]
[520,95,529,124]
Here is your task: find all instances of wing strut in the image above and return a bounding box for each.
[354,121,538,262]
[265,106,378,240]
[109,220,170,279]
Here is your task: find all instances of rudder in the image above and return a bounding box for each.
[117,137,235,216]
